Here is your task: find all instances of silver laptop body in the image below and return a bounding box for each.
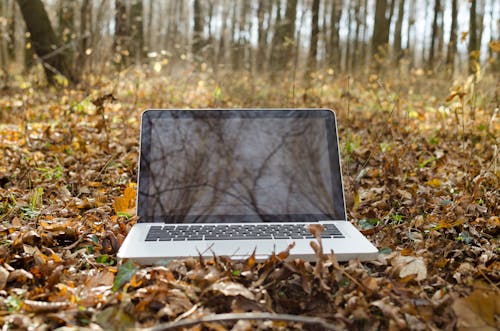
[118,109,378,264]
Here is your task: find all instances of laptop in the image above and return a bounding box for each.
[118,109,378,264]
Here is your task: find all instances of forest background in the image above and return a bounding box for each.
[0,0,499,330]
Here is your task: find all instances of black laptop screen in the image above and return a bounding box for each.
[138,109,346,223]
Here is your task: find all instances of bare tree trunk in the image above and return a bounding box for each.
[76,0,89,75]
[406,0,415,67]
[113,0,129,66]
[345,1,352,71]
[230,1,239,69]
[328,0,342,70]
[165,1,176,51]
[428,0,440,69]
[58,0,75,44]
[270,0,282,70]
[130,0,144,63]
[256,0,268,71]
[0,1,8,84]
[360,0,368,67]
[270,0,297,72]
[468,0,478,74]
[446,0,457,74]
[192,0,204,56]
[147,0,153,52]
[351,0,362,70]
[476,0,485,58]
[24,25,33,70]
[58,0,75,70]
[372,0,389,65]
[218,0,229,66]
[489,0,499,72]
[306,0,320,75]
[7,0,16,60]
[393,0,405,63]
[17,0,76,84]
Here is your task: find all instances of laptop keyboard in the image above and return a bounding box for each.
[145,224,344,242]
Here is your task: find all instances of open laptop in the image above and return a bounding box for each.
[118,109,378,264]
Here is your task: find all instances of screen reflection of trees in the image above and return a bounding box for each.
[144,117,335,222]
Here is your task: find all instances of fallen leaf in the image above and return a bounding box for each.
[208,281,255,300]
[23,300,71,312]
[113,186,136,215]
[452,289,500,331]
[0,266,8,290]
[112,260,139,291]
[391,255,427,281]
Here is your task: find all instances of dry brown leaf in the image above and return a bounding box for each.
[23,300,71,313]
[208,281,255,301]
[276,242,295,260]
[391,255,427,281]
[307,223,324,238]
[8,269,34,282]
[0,266,9,290]
[452,289,500,331]
[371,298,407,329]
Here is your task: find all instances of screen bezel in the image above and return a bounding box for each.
[137,109,347,223]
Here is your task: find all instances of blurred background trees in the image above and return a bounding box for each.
[0,0,498,85]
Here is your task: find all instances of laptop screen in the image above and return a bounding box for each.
[138,109,346,223]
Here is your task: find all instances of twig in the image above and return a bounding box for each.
[477,268,500,293]
[93,152,120,182]
[141,312,343,331]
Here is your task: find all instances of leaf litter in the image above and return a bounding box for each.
[0,70,498,330]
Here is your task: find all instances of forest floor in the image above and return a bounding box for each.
[0,65,498,330]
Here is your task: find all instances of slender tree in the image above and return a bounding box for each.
[58,0,75,70]
[256,0,268,70]
[58,0,75,44]
[372,0,390,64]
[16,0,76,84]
[113,0,129,65]
[0,1,8,80]
[7,0,16,60]
[270,0,297,72]
[393,0,405,63]
[345,1,352,71]
[130,0,143,62]
[147,0,153,52]
[192,0,204,56]
[76,0,89,74]
[306,0,320,75]
[328,0,342,70]
[406,0,416,66]
[218,0,229,65]
[468,0,478,74]
[24,27,33,70]
[446,0,458,73]
[351,0,362,70]
[360,0,368,66]
[428,0,441,68]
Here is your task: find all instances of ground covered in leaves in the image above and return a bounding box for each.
[0,67,498,330]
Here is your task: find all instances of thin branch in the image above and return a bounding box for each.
[142,312,344,331]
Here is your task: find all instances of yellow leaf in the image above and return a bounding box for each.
[113,186,136,215]
[353,190,360,211]
[461,31,468,42]
[426,178,442,187]
[489,41,500,52]
[436,218,466,229]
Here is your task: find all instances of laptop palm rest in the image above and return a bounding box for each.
[204,240,276,258]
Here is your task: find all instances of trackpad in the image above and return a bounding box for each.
[203,240,276,258]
